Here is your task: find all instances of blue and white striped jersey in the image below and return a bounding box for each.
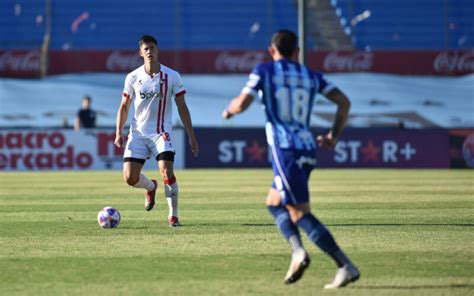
[242,59,335,150]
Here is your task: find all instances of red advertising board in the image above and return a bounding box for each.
[0,130,123,170]
[0,129,184,171]
[1,49,472,77]
[0,50,41,77]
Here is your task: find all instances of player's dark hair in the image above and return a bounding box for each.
[138,35,158,47]
[271,30,298,58]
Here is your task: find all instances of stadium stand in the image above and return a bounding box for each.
[0,0,297,50]
[0,0,45,48]
[1,0,472,50]
[332,0,474,49]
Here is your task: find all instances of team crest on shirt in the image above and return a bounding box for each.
[139,91,162,100]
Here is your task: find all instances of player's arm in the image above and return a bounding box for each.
[223,66,261,119]
[222,92,255,119]
[317,88,351,149]
[114,93,131,148]
[175,94,199,157]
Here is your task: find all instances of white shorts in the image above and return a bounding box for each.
[124,132,175,160]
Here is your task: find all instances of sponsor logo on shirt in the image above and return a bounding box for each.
[139,91,162,100]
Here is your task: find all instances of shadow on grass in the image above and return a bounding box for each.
[148,223,474,228]
[329,223,474,227]
[241,223,474,227]
[242,223,275,227]
[353,284,474,290]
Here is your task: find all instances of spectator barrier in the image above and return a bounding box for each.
[1,50,473,77]
[1,128,473,171]
[0,129,185,171]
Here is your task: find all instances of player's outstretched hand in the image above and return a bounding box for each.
[114,134,124,148]
[189,137,199,157]
[317,132,337,150]
[222,109,233,119]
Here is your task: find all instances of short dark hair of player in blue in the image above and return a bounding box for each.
[138,35,158,47]
[222,29,360,288]
[271,30,298,58]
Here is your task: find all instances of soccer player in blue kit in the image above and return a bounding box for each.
[222,30,360,289]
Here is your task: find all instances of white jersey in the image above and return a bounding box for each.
[123,64,186,136]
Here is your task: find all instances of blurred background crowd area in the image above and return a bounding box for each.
[0,0,473,130]
[0,0,473,170]
[1,0,472,50]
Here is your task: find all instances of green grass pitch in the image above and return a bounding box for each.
[1,169,473,295]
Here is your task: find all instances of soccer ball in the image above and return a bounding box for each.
[97,206,121,229]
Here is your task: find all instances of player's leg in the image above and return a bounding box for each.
[275,147,351,270]
[286,201,360,288]
[123,135,157,211]
[266,187,309,285]
[269,147,311,284]
[287,202,346,263]
[267,188,304,254]
[157,152,179,227]
[274,146,359,287]
[148,133,179,225]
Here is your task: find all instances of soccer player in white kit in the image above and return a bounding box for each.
[114,35,199,227]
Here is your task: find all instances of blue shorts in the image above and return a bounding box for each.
[270,145,317,206]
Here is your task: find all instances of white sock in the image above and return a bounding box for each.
[289,235,305,254]
[165,181,179,218]
[133,174,155,191]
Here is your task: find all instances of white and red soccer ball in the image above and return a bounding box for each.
[97,207,121,228]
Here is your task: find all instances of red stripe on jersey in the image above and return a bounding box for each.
[123,92,131,99]
[175,90,186,97]
[156,72,164,134]
[161,73,169,133]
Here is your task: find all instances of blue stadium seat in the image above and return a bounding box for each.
[0,0,45,48]
[333,0,473,49]
[1,0,298,50]
[1,0,472,50]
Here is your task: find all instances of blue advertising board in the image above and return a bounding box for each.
[185,128,451,168]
